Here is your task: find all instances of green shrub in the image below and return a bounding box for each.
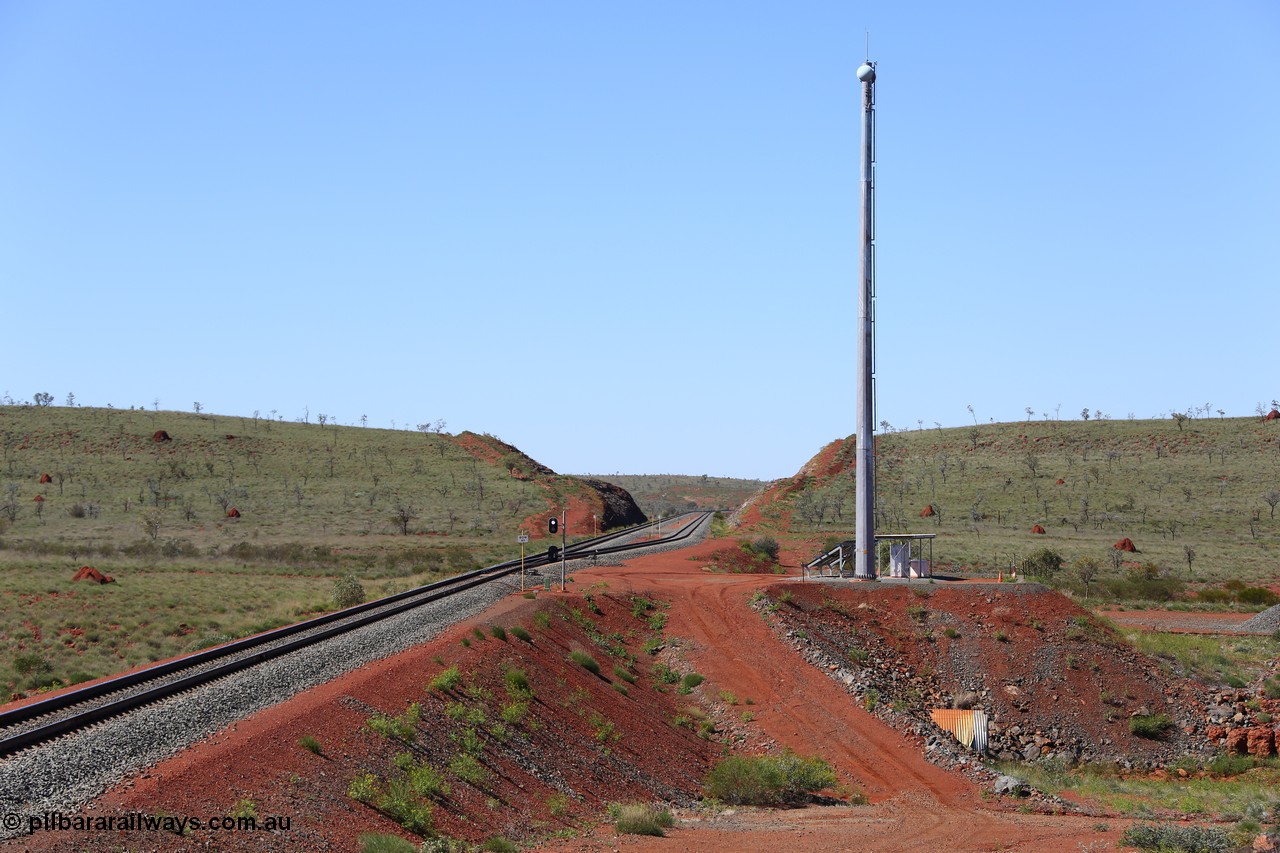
[367,702,422,741]
[13,653,51,676]
[1021,548,1064,578]
[480,838,517,853]
[653,662,680,684]
[1120,822,1232,852]
[376,777,434,835]
[613,665,637,684]
[568,650,600,675]
[1129,713,1174,739]
[429,665,462,693]
[504,668,532,699]
[449,753,488,787]
[500,701,528,725]
[359,832,418,853]
[404,759,451,799]
[750,536,780,561]
[678,673,705,694]
[490,625,508,641]
[298,735,323,755]
[348,772,378,803]
[332,575,366,609]
[1240,586,1280,606]
[613,803,675,836]
[704,751,838,805]
[509,626,532,642]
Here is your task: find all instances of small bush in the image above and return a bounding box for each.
[1129,713,1174,739]
[332,575,366,609]
[1021,548,1064,578]
[449,753,489,787]
[509,626,532,642]
[367,702,422,741]
[429,665,462,693]
[490,625,508,641]
[678,673,705,694]
[298,735,323,755]
[348,772,378,803]
[613,665,637,684]
[568,650,600,675]
[750,536,780,561]
[1239,586,1279,606]
[504,667,533,699]
[1120,822,1232,852]
[481,838,517,853]
[704,751,837,805]
[376,777,434,835]
[500,701,528,725]
[653,662,680,684]
[613,803,675,836]
[359,832,418,853]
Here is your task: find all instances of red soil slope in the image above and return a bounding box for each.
[25,541,1149,852]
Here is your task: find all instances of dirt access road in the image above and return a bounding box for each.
[543,538,1128,852]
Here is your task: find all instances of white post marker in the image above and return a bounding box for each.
[517,532,529,591]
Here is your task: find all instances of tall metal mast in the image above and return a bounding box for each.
[854,58,877,579]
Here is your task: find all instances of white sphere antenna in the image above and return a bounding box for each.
[856,62,876,83]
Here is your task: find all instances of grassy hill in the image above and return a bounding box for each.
[580,473,766,519]
[741,415,1280,594]
[0,405,643,696]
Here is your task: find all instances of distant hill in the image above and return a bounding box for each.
[0,405,645,562]
[737,416,1280,585]
[581,473,767,519]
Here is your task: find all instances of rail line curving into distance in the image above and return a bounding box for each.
[0,510,713,758]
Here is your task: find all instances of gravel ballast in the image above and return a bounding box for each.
[0,516,710,838]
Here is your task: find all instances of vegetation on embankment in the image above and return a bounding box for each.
[746,414,1280,595]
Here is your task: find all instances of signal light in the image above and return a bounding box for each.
[547,545,560,562]
[549,517,558,534]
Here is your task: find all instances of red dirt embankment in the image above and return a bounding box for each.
[24,540,1140,852]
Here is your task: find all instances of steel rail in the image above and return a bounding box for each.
[0,510,711,756]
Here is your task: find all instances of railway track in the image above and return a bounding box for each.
[0,510,712,758]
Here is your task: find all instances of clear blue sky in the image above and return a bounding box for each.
[2,2,1277,480]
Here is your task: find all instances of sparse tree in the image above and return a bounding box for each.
[1,483,19,521]
[391,501,419,535]
[33,392,53,407]
[967,404,976,425]
[1171,411,1187,432]
[193,401,202,414]
[64,392,75,407]
[1024,453,1039,477]
[140,509,162,541]
[360,414,368,428]
[1080,408,1090,421]
[1025,406,1034,420]
[1072,556,1101,599]
[1265,491,1280,520]
[1183,545,1196,576]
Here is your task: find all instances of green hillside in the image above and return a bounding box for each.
[0,405,633,697]
[750,415,1280,589]
[581,473,766,518]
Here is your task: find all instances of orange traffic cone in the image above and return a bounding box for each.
[998,568,1003,583]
